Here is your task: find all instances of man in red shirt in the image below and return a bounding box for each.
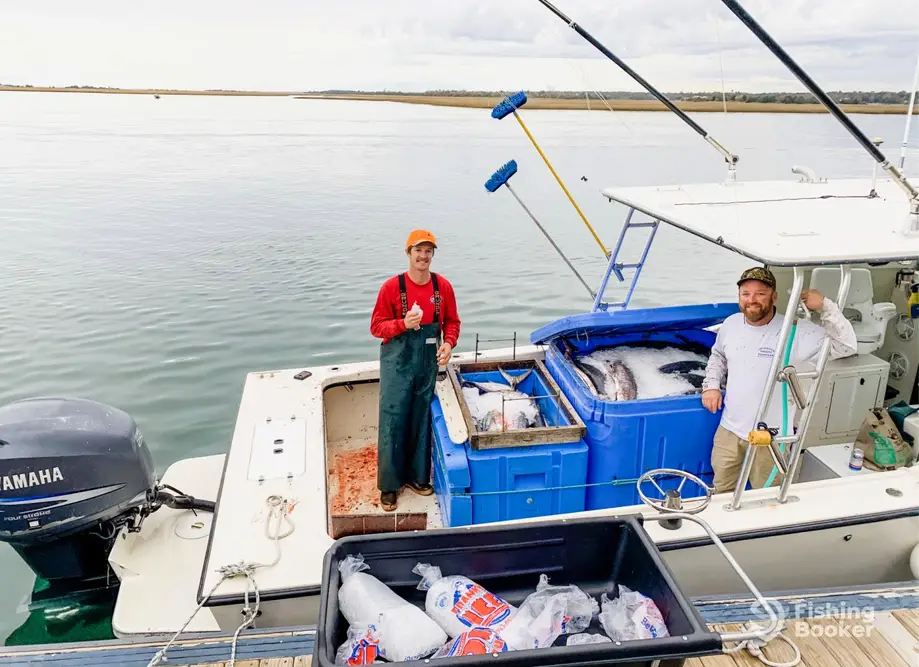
[370,230,461,511]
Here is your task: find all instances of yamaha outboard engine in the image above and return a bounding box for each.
[0,397,157,582]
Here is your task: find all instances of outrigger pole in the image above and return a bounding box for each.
[485,160,596,300]
[534,0,739,178]
[719,0,919,229]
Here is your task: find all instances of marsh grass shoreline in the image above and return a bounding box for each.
[2,86,915,114]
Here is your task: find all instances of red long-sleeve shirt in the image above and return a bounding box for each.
[370,273,461,347]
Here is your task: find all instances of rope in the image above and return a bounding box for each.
[723,621,802,667]
[146,494,295,667]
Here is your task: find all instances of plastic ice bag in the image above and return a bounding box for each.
[433,628,510,658]
[566,633,612,646]
[335,624,384,665]
[598,585,669,641]
[376,606,448,662]
[533,574,599,634]
[414,563,517,638]
[337,555,447,661]
[338,555,409,625]
[499,574,599,650]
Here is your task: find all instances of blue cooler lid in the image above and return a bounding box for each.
[530,303,739,345]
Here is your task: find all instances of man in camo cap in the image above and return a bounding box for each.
[701,266,857,494]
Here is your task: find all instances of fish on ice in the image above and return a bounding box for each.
[460,367,544,432]
[574,344,710,401]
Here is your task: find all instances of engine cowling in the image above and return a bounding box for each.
[0,397,156,581]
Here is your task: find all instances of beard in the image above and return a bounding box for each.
[743,304,771,323]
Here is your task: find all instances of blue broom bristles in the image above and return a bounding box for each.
[485,160,518,192]
[491,91,527,119]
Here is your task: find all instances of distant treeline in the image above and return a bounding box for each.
[3,84,916,106]
[321,89,917,106]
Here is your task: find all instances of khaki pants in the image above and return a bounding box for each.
[711,426,785,494]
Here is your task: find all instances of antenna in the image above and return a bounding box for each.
[534,0,739,180]
[719,0,919,232]
[900,48,919,171]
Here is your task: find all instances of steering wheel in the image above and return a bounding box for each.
[637,468,713,515]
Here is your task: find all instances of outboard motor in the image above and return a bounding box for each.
[0,397,157,582]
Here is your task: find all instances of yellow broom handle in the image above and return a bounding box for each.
[513,111,609,258]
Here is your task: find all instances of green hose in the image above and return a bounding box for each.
[765,321,797,487]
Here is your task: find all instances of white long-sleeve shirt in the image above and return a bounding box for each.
[702,299,858,440]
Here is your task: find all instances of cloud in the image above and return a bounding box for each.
[1,0,917,92]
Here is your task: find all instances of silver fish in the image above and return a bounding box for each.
[606,359,637,401]
[498,367,532,389]
[460,379,542,431]
[479,404,535,432]
[573,358,609,396]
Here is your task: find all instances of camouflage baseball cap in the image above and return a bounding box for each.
[737,267,776,290]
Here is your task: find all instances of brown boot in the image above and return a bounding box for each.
[380,491,397,512]
[405,482,434,497]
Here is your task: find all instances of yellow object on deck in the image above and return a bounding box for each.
[748,429,774,447]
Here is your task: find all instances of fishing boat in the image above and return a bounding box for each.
[2,1,918,666]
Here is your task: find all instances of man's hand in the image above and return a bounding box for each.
[801,289,825,312]
[403,310,422,330]
[437,342,453,366]
[701,389,723,413]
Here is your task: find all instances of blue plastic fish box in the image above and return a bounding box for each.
[432,359,590,527]
[446,359,586,450]
[530,303,739,511]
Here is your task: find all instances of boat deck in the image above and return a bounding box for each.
[1,582,916,667]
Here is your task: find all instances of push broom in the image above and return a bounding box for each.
[485,159,595,299]
[492,91,610,259]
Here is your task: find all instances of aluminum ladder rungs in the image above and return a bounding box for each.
[592,212,659,312]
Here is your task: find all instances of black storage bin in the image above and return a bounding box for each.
[316,515,721,667]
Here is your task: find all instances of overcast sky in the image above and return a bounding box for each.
[3,0,918,93]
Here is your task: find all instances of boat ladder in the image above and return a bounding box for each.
[728,265,852,510]
[592,208,659,311]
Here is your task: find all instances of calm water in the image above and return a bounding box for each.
[0,92,913,642]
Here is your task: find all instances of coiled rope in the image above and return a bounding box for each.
[146,494,295,667]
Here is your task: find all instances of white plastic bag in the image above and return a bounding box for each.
[338,555,447,662]
[413,562,517,638]
[598,585,669,641]
[335,623,383,665]
[567,633,612,646]
[499,574,599,650]
[376,605,448,662]
[433,628,510,658]
[338,555,408,625]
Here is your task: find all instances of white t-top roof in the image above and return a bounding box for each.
[601,176,919,267]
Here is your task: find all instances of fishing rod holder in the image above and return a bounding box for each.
[777,366,807,410]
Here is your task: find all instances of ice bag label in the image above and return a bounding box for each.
[437,628,508,657]
[451,583,513,629]
[346,638,380,665]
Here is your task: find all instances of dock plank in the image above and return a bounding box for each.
[2,583,916,667]
[893,609,919,641]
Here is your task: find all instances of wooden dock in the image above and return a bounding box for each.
[1,582,915,667]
